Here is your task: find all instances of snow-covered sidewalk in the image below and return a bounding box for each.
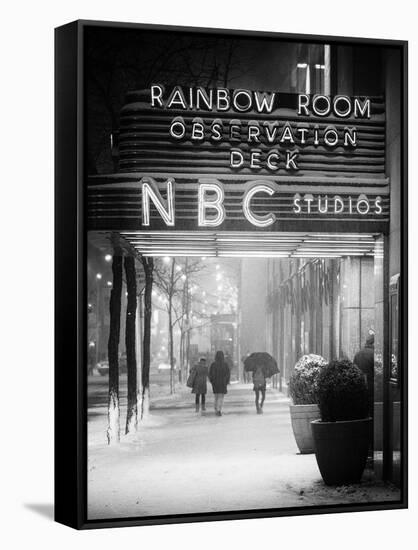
[87,381,400,520]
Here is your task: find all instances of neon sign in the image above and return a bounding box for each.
[140,177,383,228]
[150,84,371,172]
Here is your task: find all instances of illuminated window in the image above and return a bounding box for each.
[295,45,330,95]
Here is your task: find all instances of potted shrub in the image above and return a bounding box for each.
[311,359,371,485]
[289,354,327,454]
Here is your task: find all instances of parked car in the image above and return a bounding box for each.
[96,360,109,376]
[96,356,127,376]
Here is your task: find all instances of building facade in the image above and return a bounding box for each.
[87,32,405,486]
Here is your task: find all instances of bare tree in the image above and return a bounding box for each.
[107,251,123,445]
[86,30,248,174]
[154,258,206,392]
[140,256,154,417]
[153,258,179,394]
[124,255,137,434]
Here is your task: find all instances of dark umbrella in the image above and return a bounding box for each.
[244,352,279,378]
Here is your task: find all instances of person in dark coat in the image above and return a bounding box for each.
[191,358,209,413]
[209,350,230,416]
[353,333,374,413]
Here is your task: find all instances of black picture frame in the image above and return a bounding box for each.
[55,20,408,529]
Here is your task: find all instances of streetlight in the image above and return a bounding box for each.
[104,254,112,262]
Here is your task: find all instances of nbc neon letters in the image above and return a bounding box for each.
[141,178,277,228]
[140,178,383,228]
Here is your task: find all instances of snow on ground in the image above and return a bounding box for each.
[87,379,400,520]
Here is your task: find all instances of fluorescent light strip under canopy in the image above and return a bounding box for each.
[122,231,380,258]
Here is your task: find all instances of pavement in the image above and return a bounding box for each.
[87,377,401,520]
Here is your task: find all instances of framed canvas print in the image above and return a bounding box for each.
[55,20,408,529]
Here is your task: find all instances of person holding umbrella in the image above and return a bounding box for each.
[209,350,230,416]
[244,352,279,414]
[253,366,267,414]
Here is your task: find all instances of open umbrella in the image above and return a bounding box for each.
[244,352,279,378]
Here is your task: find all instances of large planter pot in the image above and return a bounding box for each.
[289,404,320,454]
[311,418,372,485]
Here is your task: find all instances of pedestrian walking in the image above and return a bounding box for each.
[209,350,230,416]
[253,366,267,414]
[189,357,209,413]
[354,333,374,413]
[244,352,278,414]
